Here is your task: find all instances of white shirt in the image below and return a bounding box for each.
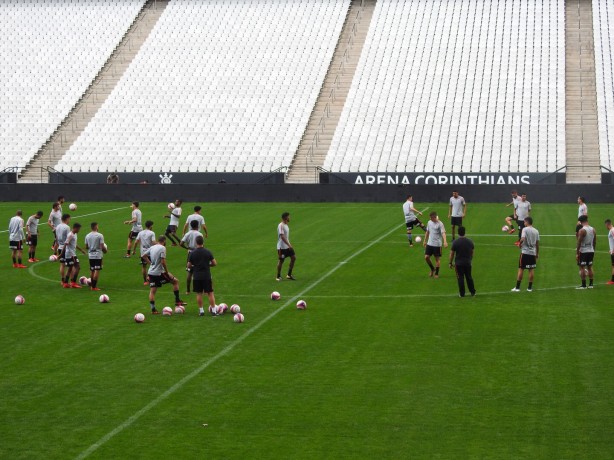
[146,244,167,276]
[426,220,446,247]
[85,231,105,259]
[515,200,531,220]
[521,226,540,255]
[135,229,156,257]
[403,201,416,222]
[56,223,71,249]
[131,209,143,233]
[608,227,614,254]
[8,216,24,241]
[48,209,62,228]
[277,222,290,250]
[181,230,202,250]
[578,203,588,219]
[186,213,205,230]
[449,196,466,217]
[170,207,182,226]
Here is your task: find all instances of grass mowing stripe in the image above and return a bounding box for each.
[75,220,404,459]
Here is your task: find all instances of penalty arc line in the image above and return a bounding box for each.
[75,221,405,459]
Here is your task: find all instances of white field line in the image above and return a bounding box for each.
[75,221,405,459]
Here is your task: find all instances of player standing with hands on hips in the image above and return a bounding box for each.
[576,215,595,289]
[511,217,539,292]
[276,212,296,281]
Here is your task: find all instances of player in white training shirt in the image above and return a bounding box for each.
[448,191,467,240]
[511,217,540,292]
[605,219,614,285]
[84,221,107,291]
[576,196,588,235]
[47,201,62,253]
[276,212,296,281]
[576,215,595,289]
[123,201,143,258]
[164,199,182,246]
[143,235,186,314]
[514,193,531,245]
[8,210,26,268]
[133,220,156,285]
[26,210,44,262]
[402,194,426,247]
[504,190,520,234]
[423,211,448,278]
[180,219,204,294]
[182,205,208,238]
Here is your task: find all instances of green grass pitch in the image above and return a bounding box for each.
[1,201,613,459]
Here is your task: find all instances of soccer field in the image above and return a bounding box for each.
[1,201,613,459]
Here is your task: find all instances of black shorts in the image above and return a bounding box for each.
[278,248,296,260]
[140,256,149,266]
[166,225,177,234]
[425,245,442,257]
[9,240,23,251]
[405,219,423,231]
[26,235,38,246]
[193,278,213,294]
[149,272,174,288]
[64,256,80,267]
[519,254,537,269]
[128,230,139,240]
[89,258,103,271]
[451,216,463,226]
[578,252,594,266]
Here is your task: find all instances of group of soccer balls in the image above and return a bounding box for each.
[134,302,244,323]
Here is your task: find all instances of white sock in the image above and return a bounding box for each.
[199,307,204,313]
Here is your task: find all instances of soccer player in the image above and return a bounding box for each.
[276,211,296,281]
[187,235,218,316]
[423,211,448,278]
[62,222,86,288]
[164,199,183,246]
[504,190,520,233]
[26,210,44,262]
[511,216,539,292]
[606,219,614,285]
[576,196,588,235]
[133,220,156,285]
[576,215,596,289]
[402,194,426,247]
[182,205,208,238]
[449,226,476,297]
[513,193,531,245]
[143,235,186,313]
[47,202,62,253]
[123,201,143,258]
[85,222,107,291]
[55,214,71,284]
[180,219,203,294]
[57,195,65,213]
[8,210,26,268]
[448,190,466,240]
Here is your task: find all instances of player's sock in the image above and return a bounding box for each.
[174,290,180,302]
[91,279,97,288]
[528,282,533,290]
[17,257,22,264]
[65,275,70,283]
[407,233,412,243]
[515,280,521,289]
[32,250,36,259]
[276,272,281,278]
[611,275,614,282]
[150,302,156,312]
[426,261,435,271]
[581,280,586,287]
[435,267,440,275]
[589,279,593,286]
[12,257,16,264]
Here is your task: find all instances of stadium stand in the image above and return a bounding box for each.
[324,0,566,173]
[57,0,350,174]
[593,0,614,170]
[0,0,146,173]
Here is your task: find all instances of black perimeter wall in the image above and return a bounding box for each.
[1,183,613,203]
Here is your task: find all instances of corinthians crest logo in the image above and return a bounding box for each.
[159,173,173,184]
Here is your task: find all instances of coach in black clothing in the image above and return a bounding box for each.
[449,226,476,297]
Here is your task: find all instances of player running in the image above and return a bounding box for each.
[423,211,448,278]
[180,219,203,294]
[26,210,44,262]
[276,212,296,281]
[143,235,186,314]
[62,223,87,288]
[164,199,183,246]
[187,235,218,316]
[605,219,614,285]
[8,210,26,268]
[84,222,107,291]
[576,215,595,289]
[511,217,539,292]
[402,194,426,247]
[133,220,156,285]
[123,201,143,258]
[504,190,520,234]
[182,205,208,239]
[448,190,466,240]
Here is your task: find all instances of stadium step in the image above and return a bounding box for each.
[17,0,170,183]
[286,0,377,184]
[564,0,601,184]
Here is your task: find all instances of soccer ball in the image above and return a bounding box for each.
[49,254,58,262]
[233,313,245,323]
[79,276,89,285]
[208,305,219,315]
[162,306,173,316]
[415,236,422,243]
[99,294,110,303]
[502,225,509,232]
[271,291,281,300]
[296,300,307,310]
[230,304,241,314]
[69,203,77,211]
[174,305,185,314]
[134,313,145,323]
[168,202,175,210]
[15,295,25,305]
[218,303,228,314]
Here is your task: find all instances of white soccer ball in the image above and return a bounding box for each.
[15,295,25,305]
[49,254,58,262]
[296,300,307,310]
[174,305,185,314]
[208,305,219,315]
[217,303,228,314]
[230,304,241,314]
[233,313,245,323]
[134,313,145,323]
[99,294,110,303]
[502,225,510,232]
[271,291,281,301]
[415,236,422,243]
[162,306,173,316]
[79,276,89,285]
[69,203,77,211]
[168,202,175,210]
